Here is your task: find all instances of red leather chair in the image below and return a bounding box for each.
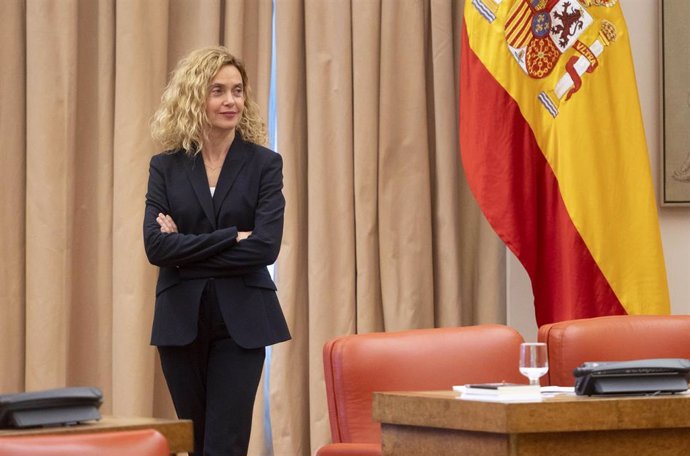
[0,429,170,456]
[538,315,690,386]
[316,325,526,456]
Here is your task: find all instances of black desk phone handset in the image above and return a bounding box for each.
[573,358,690,396]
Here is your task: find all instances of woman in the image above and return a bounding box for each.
[144,46,290,456]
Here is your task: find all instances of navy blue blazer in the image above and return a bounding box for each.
[143,136,291,348]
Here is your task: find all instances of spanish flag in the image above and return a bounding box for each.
[460,0,670,326]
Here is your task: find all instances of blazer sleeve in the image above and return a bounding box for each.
[143,154,238,268]
[178,152,284,279]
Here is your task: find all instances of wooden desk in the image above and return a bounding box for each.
[373,390,690,456]
[0,416,193,454]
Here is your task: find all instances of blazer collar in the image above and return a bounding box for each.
[183,136,250,227]
[185,152,216,229]
[213,136,249,216]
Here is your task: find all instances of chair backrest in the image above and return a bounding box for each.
[0,429,170,456]
[538,315,690,386]
[323,325,525,444]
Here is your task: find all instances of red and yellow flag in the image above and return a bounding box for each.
[460,0,670,326]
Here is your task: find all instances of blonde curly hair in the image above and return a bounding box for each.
[151,46,267,153]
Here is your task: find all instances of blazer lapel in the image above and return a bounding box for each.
[184,152,217,229]
[213,137,249,217]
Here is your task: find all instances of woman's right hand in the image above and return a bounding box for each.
[237,231,252,242]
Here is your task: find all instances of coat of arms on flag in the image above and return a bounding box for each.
[475,0,620,117]
[505,0,595,79]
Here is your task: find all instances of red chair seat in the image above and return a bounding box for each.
[0,429,170,456]
[316,442,381,456]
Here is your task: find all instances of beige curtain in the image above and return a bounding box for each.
[0,0,273,454]
[271,0,505,454]
[1,0,504,455]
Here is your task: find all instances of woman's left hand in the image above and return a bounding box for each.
[157,213,178,233]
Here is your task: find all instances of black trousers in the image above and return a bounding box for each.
[158,280,265,456]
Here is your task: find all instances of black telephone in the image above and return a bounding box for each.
[0,387,102,428]
[573,358,690,396]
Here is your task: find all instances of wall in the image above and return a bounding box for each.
[508,0,690,342]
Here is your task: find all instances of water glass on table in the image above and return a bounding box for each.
[519,342,548,386]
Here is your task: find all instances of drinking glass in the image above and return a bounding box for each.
[519,342,548,386]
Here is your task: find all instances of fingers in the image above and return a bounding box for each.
[156,213,170,232]
[237,231,252,241]
[166,215,178,233]
[157,213,178,233]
